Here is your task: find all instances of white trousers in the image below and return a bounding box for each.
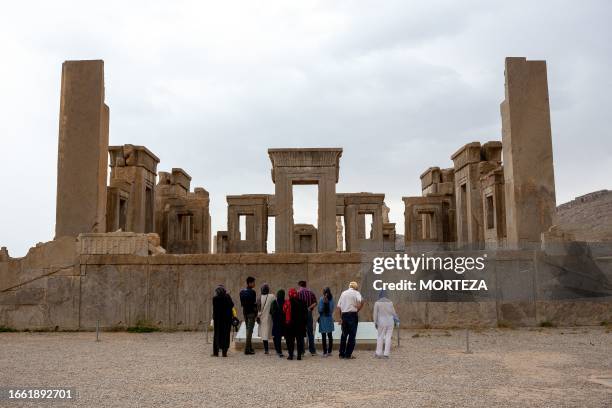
[376,325,393,356]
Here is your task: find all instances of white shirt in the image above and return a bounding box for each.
[337,288,363,313]
[373,298,397,327]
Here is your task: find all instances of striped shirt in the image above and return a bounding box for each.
[298,287,317,308]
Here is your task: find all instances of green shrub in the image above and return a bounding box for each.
[497,320,514,329]
[0,326,18,332]
[127,321,160,333]
[539,320,556,328]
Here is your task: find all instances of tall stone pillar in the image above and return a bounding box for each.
[274,170,294,253]
[317,172,338,252]
[501,57,556,248]
[55,60,109,238]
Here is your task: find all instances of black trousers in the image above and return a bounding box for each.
[339,312,359,358]
[285,333,305,358]
[306,311,316,354]
[321,332,333,354]
[273,335,283,355]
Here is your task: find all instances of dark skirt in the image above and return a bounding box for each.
[271,301,285,338]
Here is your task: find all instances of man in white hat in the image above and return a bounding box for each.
[335,281,363,359]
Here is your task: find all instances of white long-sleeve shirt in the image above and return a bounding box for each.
[373,298,397,327]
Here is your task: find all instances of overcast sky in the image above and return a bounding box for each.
[1,0,610,256]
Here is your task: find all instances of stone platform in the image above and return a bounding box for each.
[233,321,382,350]
[0,238,611,331]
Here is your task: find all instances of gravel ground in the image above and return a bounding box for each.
[1,327,610,407]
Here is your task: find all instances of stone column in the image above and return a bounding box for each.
[273,169,294,253]
[336,216,344,251]
[481,167,506,248]
[245,215,257,241]
[357,213,366,239]
[344,203,358,251]
[55,60,108,237]
[317,170,338,252]
[501,57,556,248]
[372,207,384,241]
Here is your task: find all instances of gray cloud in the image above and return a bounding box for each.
[0,0,610,256]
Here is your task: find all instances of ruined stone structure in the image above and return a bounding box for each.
[55,60,109,238]
[452,141,503,248]
[225,195,269,253]
[269,148,342,253]
[52,60,211,255]
[403,167,456,249]
[107,144,160,234]
[294,224,317,253]
[216,189,395,254]
[155,169,211,254]
[382,226,396,252]
[403,58,557,251]
[1,57,610,331]
[342,193,385,252]
[1,240,610,331]
[214,231,229,254]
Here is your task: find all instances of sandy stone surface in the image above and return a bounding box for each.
[1,327,610,407]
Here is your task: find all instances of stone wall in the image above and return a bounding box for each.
[556,190,612,242]
[0,240,610,330]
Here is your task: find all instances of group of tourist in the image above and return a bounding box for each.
[211,277,398,360]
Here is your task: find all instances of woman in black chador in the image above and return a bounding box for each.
[270,289,286,358]
[212,285,234,357]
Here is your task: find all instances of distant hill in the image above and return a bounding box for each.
[556,190,612,241]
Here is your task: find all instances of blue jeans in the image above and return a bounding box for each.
[339,312,358,358]
[306,310,316,354]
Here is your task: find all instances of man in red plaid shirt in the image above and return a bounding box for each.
[298,280,318,355]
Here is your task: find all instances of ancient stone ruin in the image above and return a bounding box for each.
[402,58,559,251]
[0,57,610,331]
[47,58,567,255]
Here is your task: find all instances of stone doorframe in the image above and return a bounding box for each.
[268,148,342,253]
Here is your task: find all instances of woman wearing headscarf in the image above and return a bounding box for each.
[373,289,397,358]
[317,287,335,357]
[269,289,286,358]
[283,288,308,360]
[212,285,234,357]
[256,283,275,354]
